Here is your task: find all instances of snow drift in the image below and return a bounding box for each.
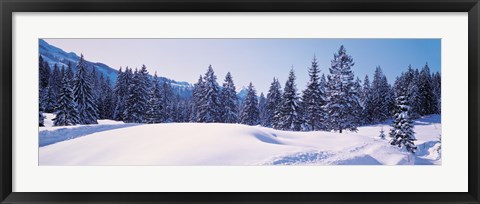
[39,115,441,166]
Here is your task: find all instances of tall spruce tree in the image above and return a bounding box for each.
[124,66,148,123]
[352,77,363,127]
[53,73,79,126]
[389,88,417,154]
[258,92,267,126]
[145,72,163,123]
[325,45,360,133]
[432,72,441,114]
[113,67,127,120]
[264,78,283,127]
[240,82,260,126]
[51,64,62,98]
[220,72,239,123]
[274,68,302,131]
[99,75,114,119]
[44,80,57,113]
[161,81,174,122]
[418,63,437,115]
[73,54,98,124]
[197,65,221,123]
[39,56,49,125]
[90,67,102,115]
[361,75,374,125]
[301,55,327,131]
[191,75,205,122]
[39,56,50,91]
[370,66,393,123]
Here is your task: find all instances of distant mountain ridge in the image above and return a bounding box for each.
[39,39,193,97]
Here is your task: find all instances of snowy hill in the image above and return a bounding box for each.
[39,115,441,166]
[39,39,193,96]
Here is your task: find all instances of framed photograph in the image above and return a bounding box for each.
[1,0,479,203]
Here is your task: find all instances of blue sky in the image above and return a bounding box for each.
[44,39,440,94]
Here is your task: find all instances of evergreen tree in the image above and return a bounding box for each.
[99,75,114,119]
[274,68,302,131]
[113,67,127,120]
[219,72,239,123]
[301,55,327,131]
[197,65,221,123]
[352,77,363,127]
[418,63,437,115]
[53,73,79,126]
[240,82,260,126]
[258,92,267,126]
[51,64,62,97]
[263,78,283,127]
[325,46,360,133]
[39,56,50,90]
[370,66,392,123]
[65,62,75,87]
[160,81,174,122]
[39,56,49,122]
[191,75,205,122]
[90,67,102,114]
[389,88,417,154]
[73,54,98,124]
[432,72,441,114]
[44,82,57,113]
[361,75,374,125]
[124,66,148,123]
[393,66,422,119]
[145,72,163,123]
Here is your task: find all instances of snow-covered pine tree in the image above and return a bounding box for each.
[431,71,441,114]
[219,72,239,123]
[263,78,283,127]
[65,62,75,87]
[418,63,437,115]
[325,45,361,133]
[53,72,79,126]
[90,67,102,115]
[274,68,302,131]
[398,65,422,119]
[352,77,363,127]
[145,72,163,123]
[51,64,62,98]
[160,81,174,122]
[389,87,417,154]
[240,82,260,126]
[39,56,49,122]
[370,66,392,123]
[99,74,114,119]
[361,75,374,125]
[258,92,267,126]
[112,67,127,121]
[43,62,57,113]
[124,66,149,123]
[39,55,50,91]
[73,54,98,124]
[379,127,386,140]
[197,65,221,123]
[44,82,57,113]
[191,75,204,122]
[301,55,327,131]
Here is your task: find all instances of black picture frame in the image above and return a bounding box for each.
[1,0,479,203]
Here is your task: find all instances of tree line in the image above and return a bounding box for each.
[39,45,440,153]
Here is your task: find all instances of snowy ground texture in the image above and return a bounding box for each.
[39,114,441,165]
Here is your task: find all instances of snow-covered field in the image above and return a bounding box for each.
[39,114,441,165]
